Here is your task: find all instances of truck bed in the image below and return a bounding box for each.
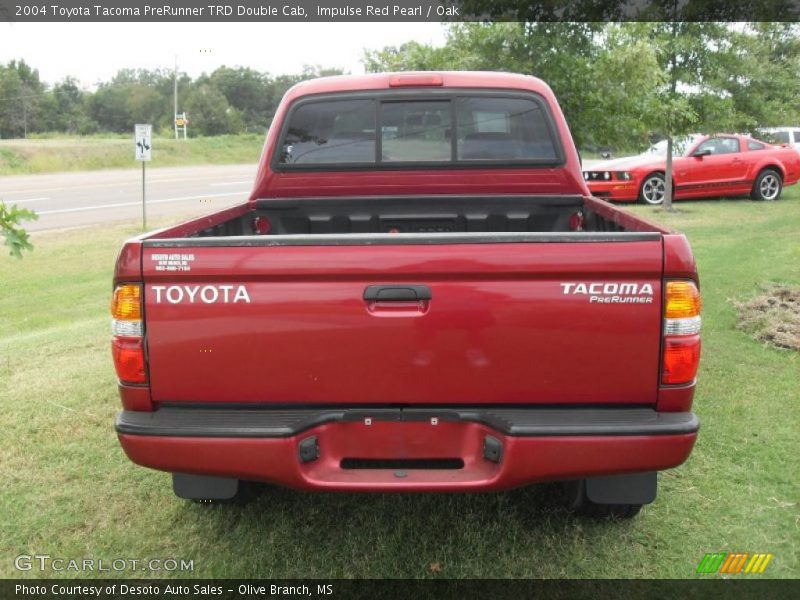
[150,194,667,239]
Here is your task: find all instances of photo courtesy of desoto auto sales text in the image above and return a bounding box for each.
[0,1,798,598]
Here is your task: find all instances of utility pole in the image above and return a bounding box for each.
[173,55,178,140]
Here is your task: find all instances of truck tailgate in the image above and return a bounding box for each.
[142,235,663,405]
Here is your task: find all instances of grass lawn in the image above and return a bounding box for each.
[0,134,264,176]
[0,190,798,579]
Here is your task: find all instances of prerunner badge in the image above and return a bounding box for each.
[561,282,654,304]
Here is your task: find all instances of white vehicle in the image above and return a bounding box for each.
[758,127,800,153]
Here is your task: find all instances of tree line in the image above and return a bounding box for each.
[1,22,798,152]
[0,63,343,138]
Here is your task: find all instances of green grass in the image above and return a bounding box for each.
[0,191,798,579]
[0,134,264,176]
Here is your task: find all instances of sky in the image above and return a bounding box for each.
[0,22,448,88]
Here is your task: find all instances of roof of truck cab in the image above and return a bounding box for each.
[282,71,554,100]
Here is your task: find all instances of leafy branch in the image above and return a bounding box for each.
[0,201,38,258]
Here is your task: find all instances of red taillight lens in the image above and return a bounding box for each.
[112,337,146,384]
[662,335,701,385]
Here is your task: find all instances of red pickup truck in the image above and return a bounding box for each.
[112,72,701,518]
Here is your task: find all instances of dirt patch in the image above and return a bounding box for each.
[733,285,800,351]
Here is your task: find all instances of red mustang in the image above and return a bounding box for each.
[584,134,800,204]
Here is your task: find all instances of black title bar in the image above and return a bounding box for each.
[1,0,799,22]
[3,579,800,599]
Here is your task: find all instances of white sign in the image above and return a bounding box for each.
[135,124,152,161]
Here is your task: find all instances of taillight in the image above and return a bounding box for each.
[112,337,146,383]
[662,280,701,385]
[389,74,443,87]
[665,280,701,319]
[252,216,271,235]
[568,212,584,231]
[111,283,146,384]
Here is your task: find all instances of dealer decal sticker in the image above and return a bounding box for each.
[152,253,195,272]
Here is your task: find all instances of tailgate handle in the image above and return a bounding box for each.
[364,285,432,302]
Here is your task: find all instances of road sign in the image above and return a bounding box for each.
[135,123,152,161]
[175,112,188,139]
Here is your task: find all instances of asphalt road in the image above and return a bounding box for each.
[0,164,256,233]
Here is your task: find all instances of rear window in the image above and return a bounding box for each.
[280,99,376,165]
[748,140,765,151]
[277,93,560,167]
[456,97,558,161]
[381,101,452,162]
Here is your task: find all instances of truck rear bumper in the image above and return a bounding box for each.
[116,406,698,492]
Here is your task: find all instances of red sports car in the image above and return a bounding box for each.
[584,134,800,204]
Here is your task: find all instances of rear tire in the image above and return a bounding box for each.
[751,169,782,201]
[638,173,666,205]
[563,479,643,519]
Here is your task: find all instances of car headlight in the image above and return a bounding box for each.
[615,171,632,181]
[583,171,589,180]
[603,171,611,180]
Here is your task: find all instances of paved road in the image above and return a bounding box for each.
[0,164,256,232]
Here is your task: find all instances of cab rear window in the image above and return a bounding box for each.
[277,93,560,168]
[279,99,376,165]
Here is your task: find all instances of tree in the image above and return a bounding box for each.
[363,40,451,72]
[88,83,132,132]
[183,84,241,136]
[204,66,272,133]
[48,77,93,134]
[578,26,671,152]
[723,23,800,132]
[0,60,49,138]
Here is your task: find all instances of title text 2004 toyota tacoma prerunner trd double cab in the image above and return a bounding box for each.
[111,72,701,518]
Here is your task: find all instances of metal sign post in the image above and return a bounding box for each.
[134,124,152,230]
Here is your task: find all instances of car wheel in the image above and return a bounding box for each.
[638,173,666,205]
[563,480,643,519]
[751,169,782,201]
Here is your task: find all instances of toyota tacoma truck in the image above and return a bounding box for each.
[112,72,701,517]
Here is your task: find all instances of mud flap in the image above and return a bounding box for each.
[585,471,657,505]
[172,473,239,501]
